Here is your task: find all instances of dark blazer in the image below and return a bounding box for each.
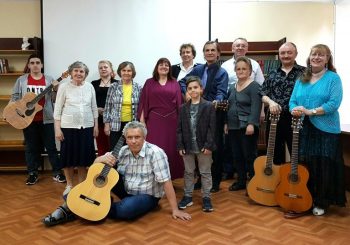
[171,63,199,80]
[176,98,216,153]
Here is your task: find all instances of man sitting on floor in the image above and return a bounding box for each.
[43,121,191,226]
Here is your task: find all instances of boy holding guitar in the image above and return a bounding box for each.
[8,54,66,185]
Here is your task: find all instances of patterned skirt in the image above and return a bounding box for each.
[299,117,346,209]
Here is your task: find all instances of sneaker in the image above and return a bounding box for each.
[178,196,193,210]
[53,173,66,183]
[26,174,38,185]
[202,197,214,212]
[312,206,325,216]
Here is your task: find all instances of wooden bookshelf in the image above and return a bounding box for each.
[0,37,42,170]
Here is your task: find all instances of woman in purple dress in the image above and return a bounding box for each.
[138,58,184,179]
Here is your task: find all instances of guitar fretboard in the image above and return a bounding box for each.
[30,76,64,105]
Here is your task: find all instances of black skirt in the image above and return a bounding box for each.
[299,117,346,209]
[60,127,96,167]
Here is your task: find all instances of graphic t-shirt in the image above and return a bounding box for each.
[27,74,46,122]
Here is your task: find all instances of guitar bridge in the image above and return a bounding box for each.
[284,193,302,199]
[15,109,25,118]
[79,194,100,206]
[256,187,274,193]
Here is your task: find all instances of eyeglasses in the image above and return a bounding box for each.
[29,61,41,65]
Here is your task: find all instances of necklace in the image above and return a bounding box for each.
[100,79,111,87]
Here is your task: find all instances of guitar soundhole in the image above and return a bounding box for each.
[26,102,34,110]
[25,103,35,116]
[264,167,272,176]
[96,176,106,185]
[289,174,299,183]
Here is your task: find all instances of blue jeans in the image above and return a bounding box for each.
[23,122,62,175]
[109,176,160,220]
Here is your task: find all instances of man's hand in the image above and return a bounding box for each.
[268,100,282,115]
[172,209,191,221]
[94,152,117,167]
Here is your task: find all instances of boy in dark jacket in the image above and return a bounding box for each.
[176,76,216,212]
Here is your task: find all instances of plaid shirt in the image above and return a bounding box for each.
[117,141,171,198]
[103,80,142,131]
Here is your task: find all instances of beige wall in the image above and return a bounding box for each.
[212,1,335,65]
[0,0,41,38]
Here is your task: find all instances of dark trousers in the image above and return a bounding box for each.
[109,122,128,151]
[229,128,259,185]
[265,111,293,165]
[23,122,62,175]
[211,110,225,188]
[110,176,160,220]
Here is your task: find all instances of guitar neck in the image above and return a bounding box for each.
[265,122,277,168]
[30,76,64,104]
[290,129,300,175]
[99,136,125,178]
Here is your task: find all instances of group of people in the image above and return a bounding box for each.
[9,37,346,226]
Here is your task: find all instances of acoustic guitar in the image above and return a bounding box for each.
[3,71,68,129]
[247,113,280,206]
[67,136,124,221]
[275,117,312,213]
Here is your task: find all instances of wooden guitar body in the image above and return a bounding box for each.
[67,163,119,221]
[247,113,280,206]
[247,156,280,206]
[274,117,312,213]
[275,163,312,212]
[3,92,42,129]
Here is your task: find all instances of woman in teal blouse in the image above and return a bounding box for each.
[289,44,346,216]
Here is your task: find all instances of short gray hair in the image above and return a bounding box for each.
[68,61,89,77]
[122,121,147,137]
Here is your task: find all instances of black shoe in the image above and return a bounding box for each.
[228,183,246,191]
[222,172,234,180]
[210,186,220,193]
[26,174,38,185]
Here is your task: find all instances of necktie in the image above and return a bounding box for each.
[201,66,208,88]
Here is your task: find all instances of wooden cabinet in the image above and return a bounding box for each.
[218,37,286,76]
[0,37,42,170]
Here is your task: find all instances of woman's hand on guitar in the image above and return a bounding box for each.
[291,106,305,117]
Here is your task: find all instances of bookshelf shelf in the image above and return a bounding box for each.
[0,72,24,76]
[0,95,11,101]
[0,50,36,55]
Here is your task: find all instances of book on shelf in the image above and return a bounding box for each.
[256,59,281,76]
[0,58,9,74]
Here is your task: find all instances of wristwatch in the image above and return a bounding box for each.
[311,109,317,115]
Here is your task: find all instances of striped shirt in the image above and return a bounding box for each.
[103,80,142,131]
[117,141,171,198]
